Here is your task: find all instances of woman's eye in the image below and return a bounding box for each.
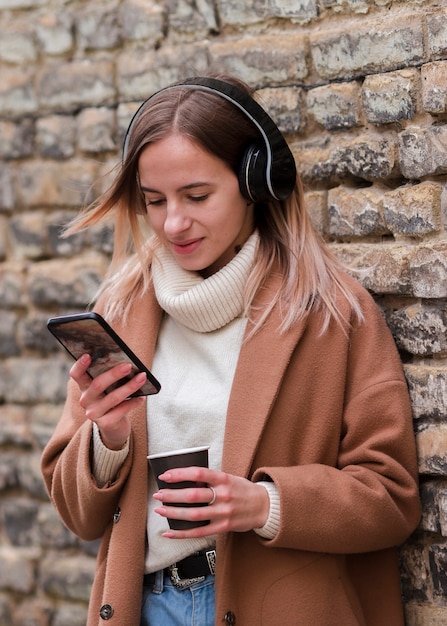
[190,195,208,202]
[145,198,164,206]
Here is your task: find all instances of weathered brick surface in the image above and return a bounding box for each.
[0,0,446,624]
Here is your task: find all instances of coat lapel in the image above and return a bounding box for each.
[222,275,308,478]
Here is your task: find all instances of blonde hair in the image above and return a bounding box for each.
[65,76,363,334]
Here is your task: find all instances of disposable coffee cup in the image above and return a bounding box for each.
[148,445,210,530]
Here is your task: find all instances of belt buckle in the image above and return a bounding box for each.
[205,549,216,575]
[168,564,205,589]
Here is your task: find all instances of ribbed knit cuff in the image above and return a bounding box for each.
[92,422,130,488]
[254,481,281,540]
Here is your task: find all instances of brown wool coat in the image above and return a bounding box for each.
[41,272,421,626]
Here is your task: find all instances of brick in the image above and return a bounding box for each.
[405,364,447,420]
[328,185,387,238]
[399,126,447,179]
[38,60,115,110]
[421,61,447,114]
[383,182,443,237]
[307,82,361,130]
[362,69,418,124]
[210,35,309,86]
[310,15,424,80]
[427,8,447,59]
[388,304,447,357]
[410,245,447,298]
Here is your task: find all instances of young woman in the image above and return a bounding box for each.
[41,75,421,626]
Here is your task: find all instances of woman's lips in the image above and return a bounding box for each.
[170,238,203,255]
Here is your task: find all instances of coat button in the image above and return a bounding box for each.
[99,604,114,620]
[224,611,236,625]
[113,507,121,523]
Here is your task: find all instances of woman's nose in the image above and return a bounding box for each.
[163,202,192,236]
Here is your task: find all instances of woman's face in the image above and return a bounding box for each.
[138,133,254,277]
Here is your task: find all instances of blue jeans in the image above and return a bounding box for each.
[141,570,215,626]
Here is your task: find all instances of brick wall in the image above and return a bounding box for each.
[0,0,446,624]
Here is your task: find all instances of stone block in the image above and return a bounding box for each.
[16,160,99,208]
[421,61,447,114]
[304,190,327,235]
[17,451,49,499]
[210,35,309,86]
[409,245,447,298]
[400,541,430,604]
[310,14,424,80]
[41,555,96,602]
[215,0,266,26]
[0,21,37,64]
[427,8,447,59]
[9,211,48,261]
[327,185,387,238]
[3,498,39,546]
[0,119,34,160]
[0,166,15,211]
[121,0,166,44]
[388,304,447,357]
[117,44,209,101]
[1,357,71,404]
[47,211,86,257]
[38,60,115,110]
[0,405,31,446]
[0,451,18,491]
[52,603,88,626]
[416,423,447,476]
[405,364,447,420]
[256,86,305,134]
[26,255,107,308]
[0,67,37,115]
[20,313,61,354]
[0,311,19,357]
[0,264,26,309]
[76,3,121,50]
[167,0,219,38]
[78,107,116,154]
[399,126,447,179]
[362,69,418,124]
[383,182,443,236]
[30,403,65,449]
[307,82,361,130]
[267,0,318,23]
[329,242,411,294]
[36,115,76,159]
[0,546,40,594]
[405,603,447,626]
[13,598,51,626]
[35,11,74,55]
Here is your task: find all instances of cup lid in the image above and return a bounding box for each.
[147,445,209,460]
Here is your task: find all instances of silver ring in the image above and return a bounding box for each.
[208,486,217,506]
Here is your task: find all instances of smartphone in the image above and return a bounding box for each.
[47,312,161,396]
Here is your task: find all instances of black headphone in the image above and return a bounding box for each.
[122,77,297,203]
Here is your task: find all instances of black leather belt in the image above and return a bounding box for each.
[144,548,216,589]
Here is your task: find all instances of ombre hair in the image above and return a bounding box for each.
[65,75,363,335]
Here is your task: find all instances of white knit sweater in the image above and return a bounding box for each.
[92,231,280,573]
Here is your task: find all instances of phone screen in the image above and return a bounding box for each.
[47,312,161,396]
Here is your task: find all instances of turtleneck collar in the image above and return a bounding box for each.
[151,231,259,332]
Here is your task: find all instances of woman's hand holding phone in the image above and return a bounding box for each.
[71,353,147,450]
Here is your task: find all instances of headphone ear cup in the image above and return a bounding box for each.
[238,144,269,203]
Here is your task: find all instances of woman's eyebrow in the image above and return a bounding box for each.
[139,182,212,193]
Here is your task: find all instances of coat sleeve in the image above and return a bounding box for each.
[41,378,134,541]
[252,292,421,554]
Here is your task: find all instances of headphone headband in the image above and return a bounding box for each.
[122,77,296,202]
